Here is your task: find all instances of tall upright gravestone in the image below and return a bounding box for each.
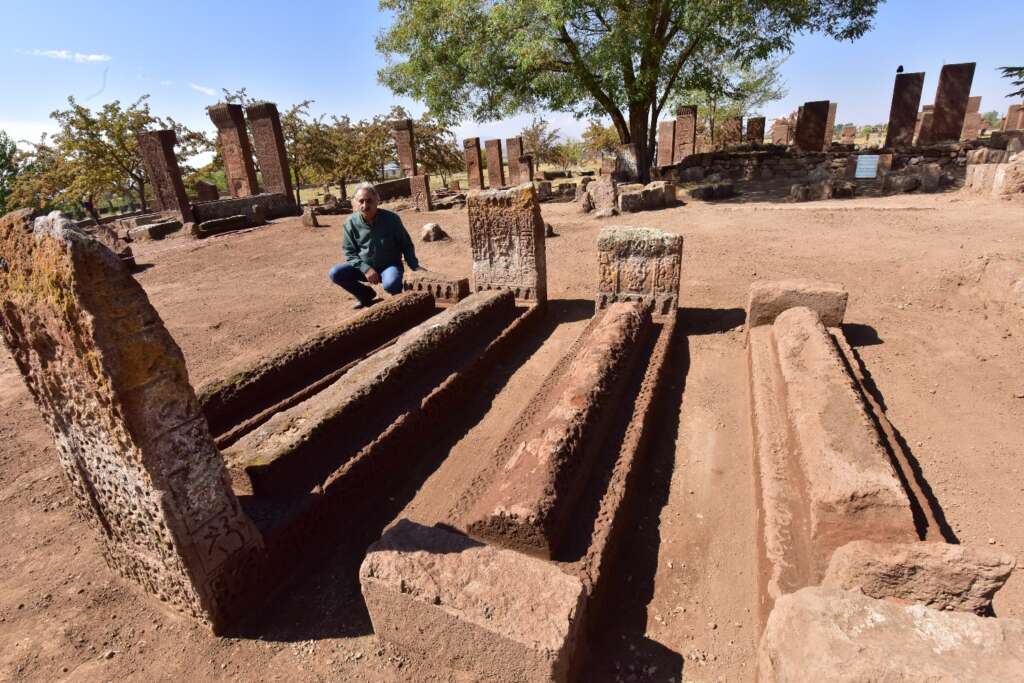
[0,209,262,631]
[484,139,505,188]
[506,137,524,184]
[930,62,976,143]
[137,130,194,222]
[391,119,418,177]
[674,106,698,162]
[884,72,925,148]
[467,184,547,304]
[246,102,295,201]
[464,138,485,190]
[746,117,766,144]
[596,226,682,318]
[657,120,676,168]
[823,103,838,149]
[719,117,743,147]
[960,96,983,141]
[794,101,830,152]
[207,103,259,198]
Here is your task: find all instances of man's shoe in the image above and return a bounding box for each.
[352,297,379,310]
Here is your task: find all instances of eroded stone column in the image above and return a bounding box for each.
[463,137,484,190]
[0,209,262,630]
[137,130,194,222]
[484,139,505,188]
[245,102,294,200]
[674,106,697,161]
[467,184,546,303]
[391,119,418,177]
[657,120,676,167]
[207,103,258,197]
[505,136,524,184]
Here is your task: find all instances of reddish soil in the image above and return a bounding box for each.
[2,190,1023,681]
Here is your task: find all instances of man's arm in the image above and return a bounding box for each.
[395,218,420,271]
[342,220,369,273]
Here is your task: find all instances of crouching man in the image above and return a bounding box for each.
[329,182,420,309]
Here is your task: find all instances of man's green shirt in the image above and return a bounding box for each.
[342,208,419,273]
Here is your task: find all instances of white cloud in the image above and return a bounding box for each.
[0,119,60,147]
[18,48,111,63]
[189,82,216,96]
[159,80,174,86]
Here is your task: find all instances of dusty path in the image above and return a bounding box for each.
[1,191,1023,681]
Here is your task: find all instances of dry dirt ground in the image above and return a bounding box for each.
[2,190,1023,682]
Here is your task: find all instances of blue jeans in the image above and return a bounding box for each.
[329,263,404,302]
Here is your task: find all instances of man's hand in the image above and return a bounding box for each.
[365,266,381,284]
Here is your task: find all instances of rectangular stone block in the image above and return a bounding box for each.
[192,192,297,222]
[931,62,976,142]
[657,120,676,167]
[463,137,484,190]
[374,176,411,201]
[674,106,697,161]
[410,174,432,211]
[484,139,505,188]
[137,130,194,222]
[518,155,534,183]
[465,302,649,558]
[402,270,471,304]
[391,118,418,177]
[967,95,982,114]
[245,102,295,202]
[360,520,586,683]
[596,226,682,317]
[506,136,524,184]
[885,72,925,148]
[771,121,790,145]
[823,102,838,149]
[794,101,830,152]
[915,108,934,145]
[841,125,857,144]
[719,116,742,147]
[746,117,766,144]
[746,279,848,328]
[467,184,547,303]
[1005,104,1024,131]
[207,103,259,197]
[961,112,983,141]
[0,209,260,630]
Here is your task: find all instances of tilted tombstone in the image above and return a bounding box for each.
[1004,104,1024,131]
[463,137,485,190]
[0,209,262,631]
[137,130,194,222]
[885,72,925,148]
[961,97,983,141]
[719,116,743,147]
[505,136,524,184]
[657,120,676,167]
[391,119,418,177]
[207,103,259,198]
[467,184,547,304]
[245,102,295,201]
[915,106,935,145]
[930,63,976,142]
[674,106,698,161]
[746,117,766,144]
[771,120,790,145]
[794,101,830,152]
[195,180,220,202]
[596,226,682,318]
[823,103,838,149]
[484,139,505,188]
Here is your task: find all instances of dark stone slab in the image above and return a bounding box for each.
[506,137,524,184]
[463,137,484,190]
[884,72,925,148]
[746,117,766,144]
[392,119,418,177]
[657,120,676,167]
[207,103,259,197]
[137,130,194,222]
[930,63,975,143]
[674,106,697,161]
[795,101,830,152]
[485,139,505,188]
[246,102,295,202]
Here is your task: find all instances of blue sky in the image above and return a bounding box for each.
[2,0,1022,158]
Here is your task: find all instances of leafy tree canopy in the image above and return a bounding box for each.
[0,131,16,215]
[999,66,1024,99]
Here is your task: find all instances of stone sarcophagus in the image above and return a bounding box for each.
[596,226,682,317]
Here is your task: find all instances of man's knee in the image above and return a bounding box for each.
[329,263,356,285]
[381,268,404,295]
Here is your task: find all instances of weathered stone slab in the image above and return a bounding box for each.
[391,118,417,177]
[589,178,618,218]
[720,116,742,147]
[931,62,976,143]
[301,206,320,227]
[245,102,295,201]
[463,137,484,190]
[615,143,640,181]
[961,111,983,141]
[840,125,856,144]
[137,130,194,222]
[506,136,524,184]
[1004,104,1024,131]
[746,116,766,144]
[466,302,648,557]
[485,139,505,188]
[195,180,219,202]
[360,520,586,683]
[746,279,848,328]
[410,174,432,212]
[657,120,676,167]
[596,226,682,316]
[0,209,261,629]
[402,269,470,304]
[194,214,248,238]
[467,184,547,303]
[758,587,1024,682]
[794,101,829,152]
[770,120,790,145]
[674,106,697,161]
[207,103,258,197]
[193,192,297,222]
[519,155,535,183]
[374,177,411,201]
[823,540,1015,614]
[226,290,515,496]
[823,102,838,149]
[128,218,182,241]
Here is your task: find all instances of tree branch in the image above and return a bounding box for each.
[557,24,630,139]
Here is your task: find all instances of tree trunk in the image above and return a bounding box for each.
[294,168,303,206]
[627,103,652,183]
[136,179,148,212]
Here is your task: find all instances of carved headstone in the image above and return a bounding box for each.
[137,130,194,222]
[411,174,433,212]
[915,106,935,145]
[823,103,838,149]
[771,120,791,145]
[463,137,484,190]
[794,101,830,152]
[596,226,682,318]
[467,184,547,303]
[506,137,524,184]
[616,143,640,181]
[1004,104,1024,131]
[195,180,220,202]
[719,117,743,147]
[518,155,535,183]
[674,106,698,161]
[484,139,505,188]
[885,72,925,148]
[746,117,766,144]
[657,120,676,167]
[245,102,295,201]
[0,209,262,630]
[841,126,857,145]
[391,119,418,177]
[961,97,983,141]
[930,63,976,143]
[207,103,259,198]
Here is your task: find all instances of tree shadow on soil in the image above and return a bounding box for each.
[679,306,746,335]
[229,298,595,643]
[581,310,691,682]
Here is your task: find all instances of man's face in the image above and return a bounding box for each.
[354,189,379,220]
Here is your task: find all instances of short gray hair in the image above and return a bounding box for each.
[353,182,379,200]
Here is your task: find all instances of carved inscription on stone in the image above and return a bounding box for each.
[484,139,505,188]
[467,184,547,303]
[596,226,682,317]
[746,117,766,144]
[931,63,976,143]
[137,130,194,222]
[794,101,830,152]
[506,136,524,184]
[410,174,433,212]
[674,106,697,161]
[0,209,262,630]
[720,117,743,147]
[657,120,676,168]
[464,137,484,190]
[391,119,418,177]
[246,102,295,200]
[207,103,259,198]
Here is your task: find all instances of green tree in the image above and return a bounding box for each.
[6,136,79,214]
[0,131,16,215]
[582,119,620,159]
[377,0,880,181]
[414,112,463,184]
[999,66,1024,98]
[553,139,586,172]
[520,116,561,165]
[981,110,1002,129]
